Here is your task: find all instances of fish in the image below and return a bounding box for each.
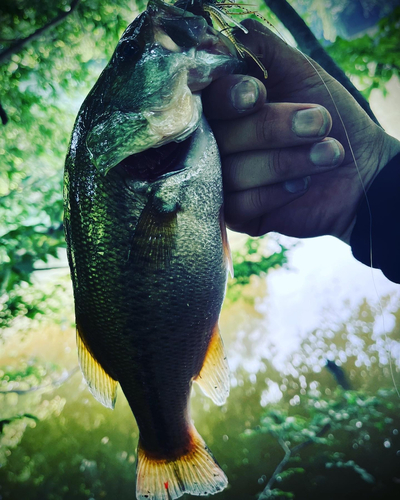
[63,0,243,498]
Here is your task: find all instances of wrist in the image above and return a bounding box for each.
[339,131,400,245]
[349,149,400,283]
[376,132,400,177]
[339,130,400,245]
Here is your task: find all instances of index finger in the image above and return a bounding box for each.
[202,74,267,120]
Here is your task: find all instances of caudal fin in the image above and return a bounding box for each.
[136,426,228,499]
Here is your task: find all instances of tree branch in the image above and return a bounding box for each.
[259,423,331,499]
[33,266,68,271]
[0,102,8,125]
[0,366,79,395]
[0,414,39,434]
[263,0,380,126]
[0,0,81,66]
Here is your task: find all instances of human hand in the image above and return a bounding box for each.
[202,19,400,242]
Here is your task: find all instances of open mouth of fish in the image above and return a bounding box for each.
[85,0,243,178]
[115,39,237,182]
[117,135,194,182]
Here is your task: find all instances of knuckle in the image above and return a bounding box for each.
[256,107,271,145]
[270,149,289,179]
[248,187,266,214]
[223,155,244,191]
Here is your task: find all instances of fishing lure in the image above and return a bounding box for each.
[177,0,269,77]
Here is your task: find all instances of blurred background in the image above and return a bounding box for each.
[0,0,400,498]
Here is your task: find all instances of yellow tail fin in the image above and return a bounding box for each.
[136,426,227,499]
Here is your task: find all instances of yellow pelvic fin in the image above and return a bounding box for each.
[131,198,178,269]
[76,326,118,409]
[219,207,233,278]
[194,324,230,406]
[136,425,227,500]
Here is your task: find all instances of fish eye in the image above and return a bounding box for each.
[118,41,140,60]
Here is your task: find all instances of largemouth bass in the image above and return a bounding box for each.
[64,1,241,498]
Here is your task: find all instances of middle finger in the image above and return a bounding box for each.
[212,103,332,156]
[223,139,344,191]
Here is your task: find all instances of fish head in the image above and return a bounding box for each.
[84,0,243,176]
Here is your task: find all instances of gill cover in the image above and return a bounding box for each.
[85,0,241,176]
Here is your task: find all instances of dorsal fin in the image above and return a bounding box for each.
[194,323,230,406]
[76,325,118,409]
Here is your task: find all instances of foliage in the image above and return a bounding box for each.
[1,295,400,499]
[0,0,142,330]
[232,238,288,287]
[326,6,400,98]
[252,387,398,498]
[226,237,288,304]
[245,294,400,499]
[0,360,66,470]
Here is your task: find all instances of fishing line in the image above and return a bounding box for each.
[294,51,400,398]
[192,0,399,395]
[262,22,400,398]
[210,0,400,397]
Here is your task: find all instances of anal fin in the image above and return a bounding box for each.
[76,325,118,409]
[194,324,229,406]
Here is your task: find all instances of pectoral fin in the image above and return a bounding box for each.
[76,325,118,409]
[131,198,178,269]
[194,324,230,406]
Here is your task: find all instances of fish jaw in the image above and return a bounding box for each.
[84,0,242,176]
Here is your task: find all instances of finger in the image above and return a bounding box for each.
[226,218,262,237]
[213,102,332,156]
[223,138,344,191]
[202,74,267,120]
[224,176,310,226]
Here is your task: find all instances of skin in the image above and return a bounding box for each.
[202,19,400,244]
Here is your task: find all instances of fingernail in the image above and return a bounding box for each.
[292,106,329,137]
[284,176,310,194]
[310,139,341,166]
[230,79,259,111]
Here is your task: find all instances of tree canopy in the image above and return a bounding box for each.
[1,2,400,498]
[0,0,141,328]
[1,0,399,329]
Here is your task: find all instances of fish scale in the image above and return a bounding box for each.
[64,1,241,498]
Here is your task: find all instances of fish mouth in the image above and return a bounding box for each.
[116,135,193,182]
